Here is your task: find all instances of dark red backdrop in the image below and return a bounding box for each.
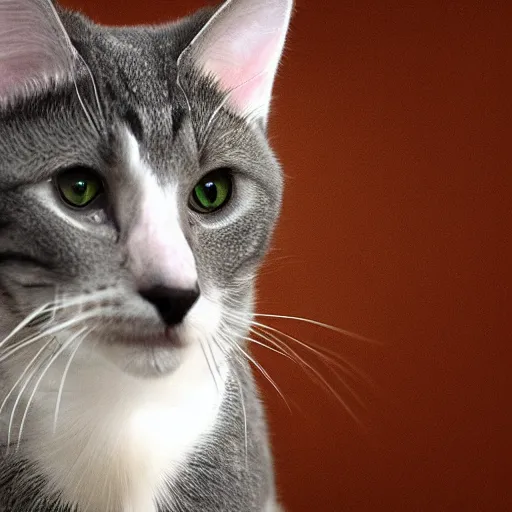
[61,1,511,510]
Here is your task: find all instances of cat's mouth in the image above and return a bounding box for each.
[90,319,190,378]
[108,326,186,348]
[84,315,187,349]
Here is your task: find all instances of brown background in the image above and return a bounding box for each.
[61,0,511,510]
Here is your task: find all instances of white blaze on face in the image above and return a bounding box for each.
[24,131,229,510]
[124,131,197,292]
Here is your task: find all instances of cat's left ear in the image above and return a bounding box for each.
[179,0,293,125]
[0,0,76,101]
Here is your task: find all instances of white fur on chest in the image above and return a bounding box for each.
[23,338,227,512]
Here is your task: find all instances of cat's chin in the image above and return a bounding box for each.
[100,338,186,378]
[94,325,188,378]
[120,346,185,378]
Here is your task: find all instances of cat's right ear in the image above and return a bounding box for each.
[0,0,76,101]
[178,0,293,126]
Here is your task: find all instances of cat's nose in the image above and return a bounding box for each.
[139,285,200,326]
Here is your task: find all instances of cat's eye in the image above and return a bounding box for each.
[189,169,233,213]
[56,168,104,208]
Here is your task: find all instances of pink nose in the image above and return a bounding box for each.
[128,211,198,294]
[126,176,198,302]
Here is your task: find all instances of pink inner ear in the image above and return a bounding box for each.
[0,0,75,99]
[227,72,268,115]
[0,54,68,100]
[206,31,283,114]
[179,0,293,120]
[0,58,53,94]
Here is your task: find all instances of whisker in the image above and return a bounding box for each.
[18,327,88,450]
[220,332,290,412]
[50,289,119,311]
[2,338,55,454]
[240,335,291,360]
[253,313,379,345]
[221,308,371,421]
[252,327,368,412]
[206,334,224,387]
[252,324,373,386]
[0,337,55,420]
[241,333,364,413]
[222,309,371,385]
[0,331,55,365]
[53,327,91,433]
[241,310,372,384]
[2,288,118,353]
[0,309,114,364]
[0,302,53,349]
[199,338,221,393]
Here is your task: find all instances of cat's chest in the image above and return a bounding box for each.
[19,340,227,512]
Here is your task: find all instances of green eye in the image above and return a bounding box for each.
[190,169,232,213]
[57,168,103,208]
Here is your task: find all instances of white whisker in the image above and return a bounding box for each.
[6,336,56,452]
[253,326,368,414]
[223,308,372,385]
[0,309,113,364]
[0,336,55,420]
[252,322,372,385]
[253,313,379,344]
[53,327,90,433]
[199,338,221,393]
[220,307,372,422]
[220,332,290,412]
[17,326,88,450]
[0,302,53,349]
[241,335,291,360]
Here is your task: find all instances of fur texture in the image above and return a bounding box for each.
[0,0,292,510]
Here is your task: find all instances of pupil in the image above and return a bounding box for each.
[203,182,217,204]
[72,181,87,196]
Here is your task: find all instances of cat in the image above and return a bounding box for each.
[0,0,293,510]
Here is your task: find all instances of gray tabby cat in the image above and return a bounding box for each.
[0,0,293,510]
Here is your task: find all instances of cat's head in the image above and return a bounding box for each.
[0,0,292,377]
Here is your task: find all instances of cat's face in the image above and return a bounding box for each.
[0,0,292,377]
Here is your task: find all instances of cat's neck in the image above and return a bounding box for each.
[1,336,228,511]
